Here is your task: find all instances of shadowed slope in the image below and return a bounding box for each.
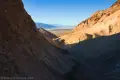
[69,33,120,80]
[0,0,78,80]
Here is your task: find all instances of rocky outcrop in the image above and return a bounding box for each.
[75,1,120,31]
[59,1,120,80]
[39,28,57,39]
[60,1,120,45]
[0,0,79,80]
[39,28,67,49]
[39,28,57,44]
[74,10,104,31]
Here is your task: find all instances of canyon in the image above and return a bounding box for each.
[0,0,120,80]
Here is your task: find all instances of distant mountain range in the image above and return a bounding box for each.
[36,23,57,30]
[35,22,74,30]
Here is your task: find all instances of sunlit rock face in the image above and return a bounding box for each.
[60,1,120,45]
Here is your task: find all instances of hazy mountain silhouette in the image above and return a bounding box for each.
[36,22,57,29]
[36,22,74,30]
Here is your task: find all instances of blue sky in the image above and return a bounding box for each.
[22,0,116,26]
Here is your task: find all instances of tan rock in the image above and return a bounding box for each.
[60,1,120,45]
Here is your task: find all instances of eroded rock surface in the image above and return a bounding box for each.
[0,0,78,80]
[60,1,120,45]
